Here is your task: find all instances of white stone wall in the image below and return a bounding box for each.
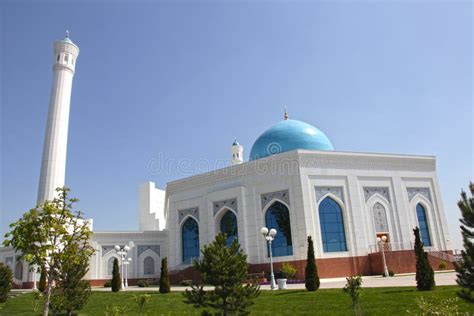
[164,149,451,271]
[138,182,166,231]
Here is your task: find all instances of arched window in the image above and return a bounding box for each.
[265,201,293,257]
[373,202,389,233]
[14,262,23,280]
[107,257,116,275]
[319,197,347,252]
[143,256,154,275]
[182,217,200,264]
[220,210,238,246]
[416,203,432,246]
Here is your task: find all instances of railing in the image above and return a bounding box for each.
[427,249,458,263]
[368,242,414,254]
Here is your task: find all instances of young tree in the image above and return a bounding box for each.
[111,258,121,292]
[50,242,92,315]
[455,182,474,303]
[183,233,260,315]
[159,257,170,294]
[3,187,94,316]
[305,236,320,291]
[38,265,47,293]
[0,263,12,303]
[413,227,435,291]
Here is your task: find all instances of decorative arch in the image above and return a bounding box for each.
[416,202,432,247]
[264,200,293,257]
[103,253,120,277]
[181,217,200,264]
[215,207,238,246]
[14,261,23,280]
[318,196,347,253]
[138,248,160,278]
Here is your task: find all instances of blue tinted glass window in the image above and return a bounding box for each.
[265,201,293,257]
[319,197,347,252]
[182,217,200,264]
[416,204,432,246]
[220,210,238,246]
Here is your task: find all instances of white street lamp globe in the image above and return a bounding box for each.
[261,227,269,236]
[269,229,277,237]
[124,245,130,252]
[376,237,381,243]
[114,245,120,251]
[381,235,387,242]
[128,258,132,262]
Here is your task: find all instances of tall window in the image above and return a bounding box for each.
[182,217,200,264]
[265,201,293,257]
[373,202,389,233]
[143,256,154,275]
[319,197,347,252]
[220,210,238,246]
[14,262,23,280]
[107,257,116,275]
[416,203,432,246]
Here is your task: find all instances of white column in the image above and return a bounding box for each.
[37,32,79,204]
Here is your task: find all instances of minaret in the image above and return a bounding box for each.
[37,31,80,204]
[231,139,243,165]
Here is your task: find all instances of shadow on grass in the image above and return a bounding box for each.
[272,290,309,296]
[379,289,416,294]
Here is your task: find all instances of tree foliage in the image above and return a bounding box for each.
[305,236,320,291]
[111,258,121,292]
[413,227,435,291]
[0,263,12,303]
[455,182,474,303]
[183,233,260,315]
[50,241,92,315]
[159,257,170,294]
[3,187,94,316]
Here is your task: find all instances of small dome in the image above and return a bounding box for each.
[249,119,333,160]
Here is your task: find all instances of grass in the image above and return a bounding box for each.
[0,286,473,315]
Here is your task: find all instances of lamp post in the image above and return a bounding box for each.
[261,227,277,290]
[114,245,130,289]
[124,257,132,287]
[377,235,389,277]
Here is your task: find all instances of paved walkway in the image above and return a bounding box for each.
[89,271,457,292]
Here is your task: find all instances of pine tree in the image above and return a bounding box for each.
[111,258,121,292]
[455,183,474,303]
[305,236,320,291]
[413,227,435,291]
[183,233,260,315]
[38,265,47,293]
[0,263,12,303]
[159,257,170,294]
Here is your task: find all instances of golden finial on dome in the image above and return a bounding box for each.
[284,106,289,120]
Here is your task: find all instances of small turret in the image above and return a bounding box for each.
[231,139,243,165]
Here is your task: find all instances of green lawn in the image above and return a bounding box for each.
[0,286,473,315]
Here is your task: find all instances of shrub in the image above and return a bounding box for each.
[281,262,297,279]
[413,227,435,291]
[111,258,121,292]
[180,280,193,286]
[38,265,47,293]
[159,257,171,293]
[411,296,459,315]
[137,280,149,288]
[343,275,363,314]
[134,294,151,315]
[382,270,395,277]
[0,263,12,303]
[438,261,448,270]
[103,280,112,288]
[305,236,320,291]
[105,304,128,316]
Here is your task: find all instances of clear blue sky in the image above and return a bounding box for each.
[1,1,472,250]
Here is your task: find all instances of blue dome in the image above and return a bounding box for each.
[249,119,333,160]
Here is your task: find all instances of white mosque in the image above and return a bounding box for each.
[1,34,455,288]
